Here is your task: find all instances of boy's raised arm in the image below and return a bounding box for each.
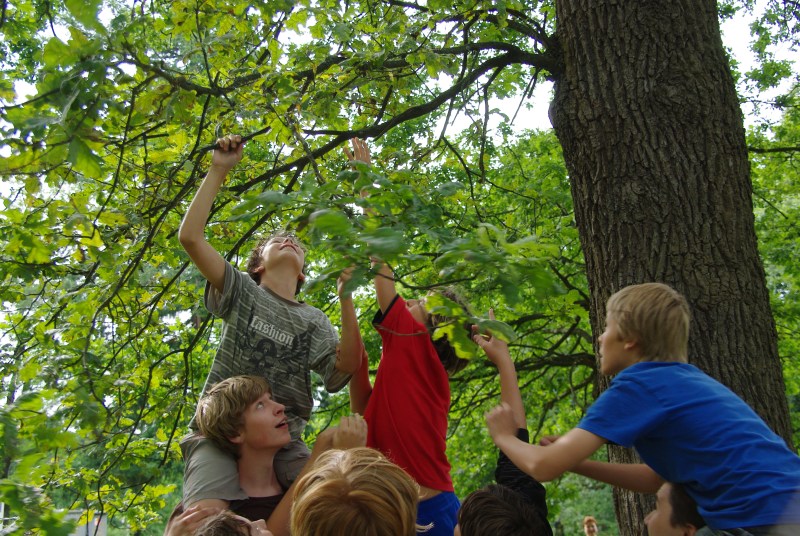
[178,135,243,293]
[335,268,364,375]
[473,309,526,429]
[343,137,398,314]
[349,346,372,415]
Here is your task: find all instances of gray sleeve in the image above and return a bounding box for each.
[204,262,243,319]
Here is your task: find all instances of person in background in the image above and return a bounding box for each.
[583,515,599,536]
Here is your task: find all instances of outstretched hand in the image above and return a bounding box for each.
[472,309,511,367]
[211,134,244,173]
[344,137,372,165]
[337,266,355,299]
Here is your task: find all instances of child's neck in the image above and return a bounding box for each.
[237,448,282,497]
[260,267,300,302]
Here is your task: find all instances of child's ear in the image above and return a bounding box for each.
[254,265,265,275]
[623,339,639,351]
[683,524,699,536]
[298,272,306,283]
[229,433,244,445]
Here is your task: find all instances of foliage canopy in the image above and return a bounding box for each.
[0,0,797,533]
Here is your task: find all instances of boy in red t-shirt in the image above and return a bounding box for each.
[346,138,470,536]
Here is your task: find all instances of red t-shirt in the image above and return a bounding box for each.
[364,295,453,492]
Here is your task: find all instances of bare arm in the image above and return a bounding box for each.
[343,139,397,314]
[572,460,663,493]
[335,268,364,375]
[487,403,606,482]
[349,346,372,414]
[178,135,243,293]
[473,310,525,428]
[373,261,397,313]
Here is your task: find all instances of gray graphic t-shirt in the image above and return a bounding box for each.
[197,262,348,439]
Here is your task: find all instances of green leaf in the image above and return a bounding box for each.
[42,38,79,68]
[309,209,354,235]
[68,138,103,177]
[65,0,103,30]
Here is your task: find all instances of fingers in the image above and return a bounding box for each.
[338,266,354,283]
[346,138,371,164]
[249,519,273,536]
[169,505,222,536]
[471,308,497,344]
[215,134,243,152]
[332,414,368,449]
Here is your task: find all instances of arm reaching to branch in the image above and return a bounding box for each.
[473,309,526,429]
[336,267,364,374]
[178,134,244,292]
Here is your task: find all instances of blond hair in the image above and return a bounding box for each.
[194,375,271,457]
[290,447,419,536]
[606,283,690,362]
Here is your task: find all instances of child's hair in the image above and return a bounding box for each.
[605,283,690,362]
[246,230,306,295]
[667,482,706,529]
[194,375,271,457]
[583,515,597,527]
[194,510,251,536]
[290,447,419,536]
[426,287,471,376]
[458,484,550,536]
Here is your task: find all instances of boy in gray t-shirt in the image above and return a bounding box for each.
[178,134,362,509]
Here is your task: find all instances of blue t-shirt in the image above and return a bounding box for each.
[578,362,800,529]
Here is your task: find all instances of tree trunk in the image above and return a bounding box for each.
[549,0,793,534]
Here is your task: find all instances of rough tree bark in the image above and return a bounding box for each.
[549,1,793,534]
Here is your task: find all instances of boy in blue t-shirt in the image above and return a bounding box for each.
[484,283,800,534]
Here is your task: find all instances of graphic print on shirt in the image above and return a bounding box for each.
[234,306,315,425]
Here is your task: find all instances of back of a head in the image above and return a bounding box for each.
[458,484,550,536]
[426,287,472,376]
[606,283,690,362]
[194,375,271,457]
[290,447,419,536]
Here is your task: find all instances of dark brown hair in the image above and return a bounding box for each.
[458,484,550,536]
[245,231,306,295]
[426,287,471,376]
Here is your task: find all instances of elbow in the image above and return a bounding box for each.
[178,224,202,252]
[525,461,563,483]
[178,224,194,248]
